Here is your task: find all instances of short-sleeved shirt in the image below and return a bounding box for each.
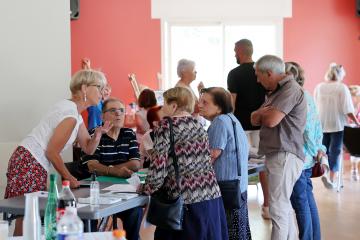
[81,128,140,166]
[259,75,307,160]
[314,81,354,133]
[21,99,83,171]
[227,63,266,130]
[208,113,249,193]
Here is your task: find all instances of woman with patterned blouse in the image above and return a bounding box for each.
[199,87,251,240]
[141,87,228,240]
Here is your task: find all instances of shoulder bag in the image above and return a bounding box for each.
[146,117,184,230]
[217,115,244,209]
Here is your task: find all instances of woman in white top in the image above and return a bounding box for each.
[5,69,111,236]
[314,63,359,184]
[175,59,206,125]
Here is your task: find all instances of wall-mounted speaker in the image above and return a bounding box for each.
[70,0,80,20]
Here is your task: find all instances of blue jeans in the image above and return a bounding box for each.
[323,131,344,172]
[290,168,321,240]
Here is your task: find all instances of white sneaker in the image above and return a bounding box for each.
[261,205,271,220]
[321,176,335,189]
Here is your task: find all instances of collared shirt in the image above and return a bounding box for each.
[303,91,327,169]
[81,127,140,166]
[259,75,307,160]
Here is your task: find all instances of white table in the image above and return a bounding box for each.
[9,231,113,239]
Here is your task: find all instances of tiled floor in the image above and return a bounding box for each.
[140,159,360,240]
[4,160,360,239]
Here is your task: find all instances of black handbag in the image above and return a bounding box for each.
[217,115,243,209]
[146,117,184,230]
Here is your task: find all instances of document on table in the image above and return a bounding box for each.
[102,184,137,192]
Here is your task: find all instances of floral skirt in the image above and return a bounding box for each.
[4,146,47,199]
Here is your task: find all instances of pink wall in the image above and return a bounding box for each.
[71,0,160,106]
[71,0,360,101]
[284,0,360,92]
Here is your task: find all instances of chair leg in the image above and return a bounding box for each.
[112,214,118,229]
[337,151,344,192]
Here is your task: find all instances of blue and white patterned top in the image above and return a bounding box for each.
[303,91,327,169]
[208,113,249,193]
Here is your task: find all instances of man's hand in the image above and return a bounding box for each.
[116,166,134,178]
[251,106,272,126]
[94,121,113,140]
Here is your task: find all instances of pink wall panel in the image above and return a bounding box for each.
[284,0,360,92]
[71,0,161,106]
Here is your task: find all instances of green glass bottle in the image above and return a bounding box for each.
[44,174,58,240]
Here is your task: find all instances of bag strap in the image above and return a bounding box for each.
[165,117,181,187]
[226,114,241,176]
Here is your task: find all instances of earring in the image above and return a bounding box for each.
[84,92,87,102]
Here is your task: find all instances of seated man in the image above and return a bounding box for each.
[81,97,142,240]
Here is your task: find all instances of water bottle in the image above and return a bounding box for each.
[56,207,83,240]
[23,194,41,240]
[57,180,76,221]
[45,174,58,240]
[90,171,100,206]
[113,229,127,240]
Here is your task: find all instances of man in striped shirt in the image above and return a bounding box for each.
[81,98,141,177]
[81,98,142,240]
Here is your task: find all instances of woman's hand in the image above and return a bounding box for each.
[69,176,80,189]
[316,150,326,161]
[197,81,205,93]
[81,58,91,70]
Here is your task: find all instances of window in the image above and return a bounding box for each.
[162,21,282,92]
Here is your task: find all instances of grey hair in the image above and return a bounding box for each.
[70,69,107,94]
[235,39,253,56]
[254,55,285,74]
[325,63,346,81]
[177,59,195,77]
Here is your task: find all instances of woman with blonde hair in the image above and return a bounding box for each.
[314,63,359,186]
[141,87,228,240]
[5,69,111,236]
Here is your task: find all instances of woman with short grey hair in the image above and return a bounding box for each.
[175,58,203,116]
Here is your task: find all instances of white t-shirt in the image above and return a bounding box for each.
[21,99,83,171]
[314,81,354,132]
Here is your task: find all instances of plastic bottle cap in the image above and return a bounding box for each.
[65,206,77,215]
[91,171,97,181]
[62,180,70,187]
[50,174,57,181]
[113,229,126,238]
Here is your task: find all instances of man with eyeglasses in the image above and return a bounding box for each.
[80,97,142,239]
[81,98,140,178]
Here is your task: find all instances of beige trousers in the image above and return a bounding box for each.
[265,152,303,240]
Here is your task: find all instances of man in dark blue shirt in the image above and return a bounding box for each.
[81,98,142,240]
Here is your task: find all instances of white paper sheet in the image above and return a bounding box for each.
[102,184,137,192]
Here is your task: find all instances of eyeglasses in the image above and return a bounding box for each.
[103,108,125,114]
[89,84,103,91]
